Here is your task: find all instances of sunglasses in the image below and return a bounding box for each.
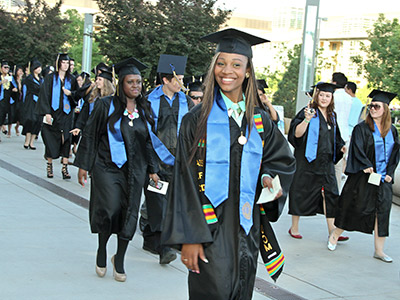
[191,96,203,101]
[368,104,382,110]
[2,66,9,69]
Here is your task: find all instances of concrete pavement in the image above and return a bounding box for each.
[0,133,399,300]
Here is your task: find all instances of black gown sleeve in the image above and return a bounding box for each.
[334,117,345,164]
[386,125,400,179]
[288,108,307,149]
[345,123,374,174]
[161,110,214,249]
[75,101,89,130]
[74,97,108,171]
[36,74,53,116]
[258,110,296,222]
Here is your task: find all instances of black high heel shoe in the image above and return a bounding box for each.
[62,164,71,179]
[23,144,29,149]
[47,163,53,178]
[29,145,36,150]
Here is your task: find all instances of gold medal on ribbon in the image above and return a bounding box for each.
[238,131,247,145]
[242,202,252,220]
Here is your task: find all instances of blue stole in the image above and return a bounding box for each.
[9,77,17,104]
[205,89,263,235]
[305,110,338,163]
[147,85,189,166]
[32,77,41,102]
[373,122,395,181]
[22,84,27,102]
[107,98,127,168]
[0,81,3,101]
[89,101,95,115]
[52,75,71,114]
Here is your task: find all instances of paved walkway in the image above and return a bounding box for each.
[0,133,399,300]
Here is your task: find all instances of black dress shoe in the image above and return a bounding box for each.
[23,145,29,149]
[29,145,36,150]
[159,247,177,265]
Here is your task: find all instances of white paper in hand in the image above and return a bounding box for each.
[368,172,381,186]
[257,175,281,204]
[147,180,169,195]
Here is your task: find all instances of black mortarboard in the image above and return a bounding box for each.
[98,68,113,82]
[1,60,9,67]
[57,53,70,62]
[257,79,268,91]
[157,54,187,75]
[79,71,91,80]
[315,82,337,93]
[114,57,147,77]
[201,28,270,58]
[368,89,397,105]
[30,59,42,72]
[188,81,203,93]
[92,62,108,75]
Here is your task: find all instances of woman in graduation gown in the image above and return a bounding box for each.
[257,79,279,124]
[288,82,346,240]
[328,90,400,262]
[74,57,159,282]
[11,65,24,137]
[36,53,77,179]
[22,60,42,150]
[161,28,296,300]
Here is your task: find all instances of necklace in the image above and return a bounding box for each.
[124,108,139,126]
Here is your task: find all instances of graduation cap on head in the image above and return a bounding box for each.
[368,89,397,105]
[188,81,203,93]
[55,53,70,71]
[97,68,113,82]
[315,82,337,94]
[79,71,91,80]
[30,59,42,72]
[1,60,9,67]
[114,57,147,78]
[257,79,268,91]
[201,28,270,58]
[92,62,108,75]
[157,54,187,75]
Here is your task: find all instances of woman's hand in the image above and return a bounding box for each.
[45,114,52,125]
[363,167,374,173]
[262,175,282,200]
[304,104,315,121]
[62,88,71,96]
[78,168,88,187]
[384,175,392,183]
[12,87,18,92]
[181,243,208,274]
[69,128,81,136]
[149,173,160,185]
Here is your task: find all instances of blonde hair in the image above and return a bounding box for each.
[88,79,115,103]
[365,102,392,137]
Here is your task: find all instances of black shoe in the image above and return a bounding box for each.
[23,145,29,149]
[29,145,36,150]
[2,129,7,135]
[159,247,177,265]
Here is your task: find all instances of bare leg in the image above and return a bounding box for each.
[24,132,31,147]
[290,215,300,235]
[29,134,37,147]
[328,227,345,246]
[322,188,335,234]
[7,124,11,137]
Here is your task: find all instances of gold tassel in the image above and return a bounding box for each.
[173,70,188,92]
[27,62,31,75]
[55,54,60,72]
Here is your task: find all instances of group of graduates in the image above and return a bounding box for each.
[1,26,399,300]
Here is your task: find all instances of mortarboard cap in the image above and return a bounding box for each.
[92,62,108,75]
[79,71,91,79]
[114,57,147,78]
[30,59,42,72]
[188,81,203,93]
[1,60,9,67]
[315,82,337,94]
[98,68,113,82]
[257,79,268,91]
[201,28,270,58]
[157,54,187,75]
[57,53,70,61]
[368,89,397,105]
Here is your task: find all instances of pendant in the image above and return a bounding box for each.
[129,121,133,127]
[238,132,247,145]
[327,124,331,130]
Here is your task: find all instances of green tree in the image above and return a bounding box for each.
[0,0,69,67]
[95,0,230,85]
[351,14,400,95]
[272,44,301,118]
[64,9,104,72]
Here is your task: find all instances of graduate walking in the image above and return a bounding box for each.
[36,53,77,179]
[74,57,159,282]
[161,28,296,300]
[329,90,400,262]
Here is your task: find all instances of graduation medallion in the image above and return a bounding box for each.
[242,202,252,220]
[238,131,247,145]
[64,103,70,111]
[124,107,139,127]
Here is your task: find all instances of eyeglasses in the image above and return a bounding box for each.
[368,104,382,110]
[191,96,203,101]
[2,66,9,69]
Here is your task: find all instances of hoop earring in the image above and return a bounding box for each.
[245,72,250,78]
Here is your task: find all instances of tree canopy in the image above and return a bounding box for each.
[352,14,400,96]
[95,0,231,85]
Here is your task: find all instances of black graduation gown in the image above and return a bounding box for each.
[22,74,42,135]
[10,76,22,124]
[36,73,77,158]
[72,82,93,144]
[288,108,345,217]
[161,105,296,300]
[74,96,159,240]
[335,122,400,237]
[144,94,194,233]
[0,77,12,125]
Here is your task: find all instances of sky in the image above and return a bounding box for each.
[216,0,400,18]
